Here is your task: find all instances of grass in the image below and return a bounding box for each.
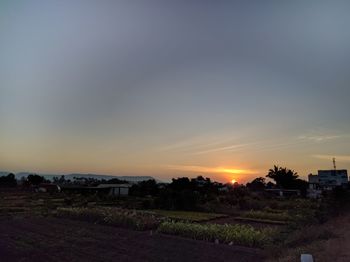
[149,210,227,222]
[158,221,274,248]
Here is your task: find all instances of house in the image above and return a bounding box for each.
[307,169,348,198]
[318,170,348,189]
[96,184,131,196]
[308,170,348,190]
[61,184,131,196]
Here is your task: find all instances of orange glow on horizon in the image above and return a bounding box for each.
[231,179,237,184]
[215,168,247,174]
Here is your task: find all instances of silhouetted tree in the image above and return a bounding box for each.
[266,165,299,189]
[170,177,193,191]
[246,177,266,191]
[0,173,17,187]
[130,179,159,197]
[27,174,45,185]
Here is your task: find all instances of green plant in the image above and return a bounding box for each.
[158,221,274,248]
[150,210,227,222]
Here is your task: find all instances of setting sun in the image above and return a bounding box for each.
[231,179,237,184]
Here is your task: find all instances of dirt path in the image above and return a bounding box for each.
[311,212,350,262]
[0,217,263,262]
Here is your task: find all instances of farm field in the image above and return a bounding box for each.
[2,189,348,261]
[0,216,264,262]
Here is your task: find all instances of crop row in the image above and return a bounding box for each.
[157,221,273,248]
[242,210,290,221]
[56,207,161,230]
[150,210,227,222]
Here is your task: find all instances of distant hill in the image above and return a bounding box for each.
[0,172,158,184]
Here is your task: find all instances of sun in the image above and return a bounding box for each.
[231,179,237,184]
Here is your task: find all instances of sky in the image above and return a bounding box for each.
[1,1,350,183]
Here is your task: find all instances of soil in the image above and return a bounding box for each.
[0,216,264,262]
[309,212,350,262]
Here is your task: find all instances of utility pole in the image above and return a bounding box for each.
[333,157,336,171]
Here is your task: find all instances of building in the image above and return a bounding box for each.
[96,184,131,196]
[307,169,348,198]
[318,170,348,189]
[61,183,131,196]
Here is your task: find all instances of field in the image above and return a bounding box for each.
[0,216,264,262]
[0,190,266,261]
[1,189,346,261]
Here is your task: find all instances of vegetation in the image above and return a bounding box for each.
[150,210,227,222]
[246,177,266,191]
[26,174,45,185]
[56,207,161,230]
[242,210,290,222]
[266,166,308,195]
[0,173,17,187]
[158,221,274,248]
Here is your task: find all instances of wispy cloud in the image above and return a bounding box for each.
[166,165,258,175]
[157,138,226,153]
[157,135,253,155]
[298,134,341,142]
[313,154,350,162]
[191,143,255,155]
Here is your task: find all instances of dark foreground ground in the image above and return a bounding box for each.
[0,217,264,262]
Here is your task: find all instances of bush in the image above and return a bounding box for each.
[158,221,274,248]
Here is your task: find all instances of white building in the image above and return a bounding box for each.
[318,170,348,189]
[307,170,348,198]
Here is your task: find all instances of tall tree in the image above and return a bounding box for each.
[266,165,299,189]
[246,177,266,191]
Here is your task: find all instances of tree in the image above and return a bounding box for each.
[130,179,158,197]
[246,177,266,191]
[0,173,17,187]
[170,177,192,191]
[266,165,299,189]
[27,174,45,185]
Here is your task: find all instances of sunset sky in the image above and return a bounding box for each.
[1,1,350,183]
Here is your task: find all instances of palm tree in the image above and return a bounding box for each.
[266,165,299,188]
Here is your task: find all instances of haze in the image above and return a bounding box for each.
[1,1,350,183]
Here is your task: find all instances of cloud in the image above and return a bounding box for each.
[298,134,341,142]
[312,154,350,162]
[166,165,258,175]
[192,143,254,155]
